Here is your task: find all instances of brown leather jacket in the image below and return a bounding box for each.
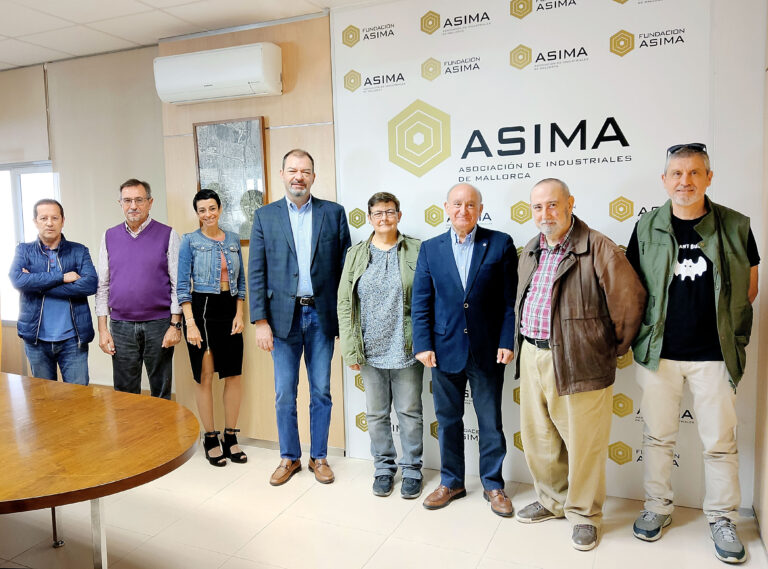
[514,216,646,395]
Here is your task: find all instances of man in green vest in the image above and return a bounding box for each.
[626,143,759,565]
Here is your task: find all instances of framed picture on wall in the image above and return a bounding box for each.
[193,117,267,243]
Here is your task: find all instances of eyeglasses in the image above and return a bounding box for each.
[120,197,148,205]
[666,143,707,157]
[370,209,398,219]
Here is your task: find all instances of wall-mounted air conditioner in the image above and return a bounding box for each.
[153,42,282,104]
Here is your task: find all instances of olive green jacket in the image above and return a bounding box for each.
[630,197,754,385]
[337,233,421,367]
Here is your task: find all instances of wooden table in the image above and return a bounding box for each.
[0,373,199,568]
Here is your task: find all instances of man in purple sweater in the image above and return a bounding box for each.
[96,179,182,399]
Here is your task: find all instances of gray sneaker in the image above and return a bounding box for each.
[372,475,394,497]
[710,517,746,564]
[515,501,559,524]
[571,524,598,551]
[633,510,672,541]
[400,477,422,499]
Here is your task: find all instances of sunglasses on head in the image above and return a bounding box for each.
[666,143,708,157]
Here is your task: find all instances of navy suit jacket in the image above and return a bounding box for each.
[412,226,518,374]
[248,195,351,339]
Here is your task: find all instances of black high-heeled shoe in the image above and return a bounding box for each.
[203,431,226,467]
[222,428,247,463]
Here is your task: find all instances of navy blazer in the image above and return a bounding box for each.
[412,226,518,374]
[248,195,351,339]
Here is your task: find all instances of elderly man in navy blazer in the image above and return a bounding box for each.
[249,148,351,486]
[412,183,518,517]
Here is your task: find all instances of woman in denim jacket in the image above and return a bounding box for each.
[178,189,247,466]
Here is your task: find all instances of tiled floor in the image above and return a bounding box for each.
[1,444,766,569]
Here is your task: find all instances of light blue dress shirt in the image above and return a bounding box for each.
[451,226,476,290]
[287,196,314,296]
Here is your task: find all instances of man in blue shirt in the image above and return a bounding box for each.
[249,149,351,486]
[9,199,98,385]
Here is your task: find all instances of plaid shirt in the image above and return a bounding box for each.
[520,222,574,339]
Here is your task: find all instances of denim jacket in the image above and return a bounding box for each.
[177,229,245,304]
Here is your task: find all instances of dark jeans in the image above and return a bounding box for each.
[110,317,173,399]
[25,337,89,385]
[431,352,507,491]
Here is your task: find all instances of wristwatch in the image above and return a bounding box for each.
[171,321,182,330]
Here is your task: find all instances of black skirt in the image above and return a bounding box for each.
[184,291,243,383]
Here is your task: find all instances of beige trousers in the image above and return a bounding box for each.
[636,359,739,522]
[519,340,613,527]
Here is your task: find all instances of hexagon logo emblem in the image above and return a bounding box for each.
[617,349,634,370]
[354,373,365,392]
[430,421,439,439]
[608,441,632,465]
[511,201,532,224]
[513,386,520,405]
[355,411,368,432]
[609,196,634,222]
[388,100,451,177]
[613,393,634,417]
[348,208,366,229]
[425,204,444,227]
[342,25,360,47]
[421,57,441,81]
[343,70,361,92]
[610,30,635,57]
[421,11,440,34]
[510,0,532,19]
[510,44,532,69]
[513,431,524,452]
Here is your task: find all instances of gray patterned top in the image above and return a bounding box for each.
[357,243,415,369]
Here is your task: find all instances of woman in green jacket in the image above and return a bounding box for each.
[337,192,424,499]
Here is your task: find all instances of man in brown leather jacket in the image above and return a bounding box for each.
[514,178,646,551]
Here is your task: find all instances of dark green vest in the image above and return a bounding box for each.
[631,197,753,385]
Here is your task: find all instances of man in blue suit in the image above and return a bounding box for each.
[412,183,518,517]
[249,149,351,486]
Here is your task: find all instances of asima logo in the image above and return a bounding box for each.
[388,100,451,177]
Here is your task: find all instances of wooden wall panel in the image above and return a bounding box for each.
[160,16,344,452]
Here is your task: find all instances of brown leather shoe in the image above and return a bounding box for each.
[423,485,467,510]
[484,489,514,518]
[269,458,301,486]
[308,458,335,484]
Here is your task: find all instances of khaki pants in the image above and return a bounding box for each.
[519,340,613,527]
[636,359,739,522]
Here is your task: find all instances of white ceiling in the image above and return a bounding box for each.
[0,0,373,70]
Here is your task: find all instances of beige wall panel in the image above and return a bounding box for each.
[755,68,768,538]
[46,46,167,386]
[160,16,344,451]
[158,16,333,136]
[0,65,49,163]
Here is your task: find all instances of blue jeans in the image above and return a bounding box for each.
[361,362,424,479]
[431,352,507,490]
[25,337,90,385]
[110,318,173,399]
[272,304,334,460]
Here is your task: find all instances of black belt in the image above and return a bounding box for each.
[297,296,315,306]
[524,335,550,350]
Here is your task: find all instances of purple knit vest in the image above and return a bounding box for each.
[105,219,172,321]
